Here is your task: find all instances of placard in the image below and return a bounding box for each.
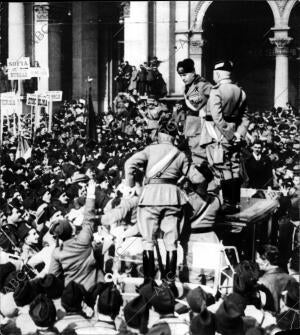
[35,91,62,101]
[8,68,31,80]
[0,93,22,115]
[7,57,30,69]
[29,67,49,78]
[26,94,49,107]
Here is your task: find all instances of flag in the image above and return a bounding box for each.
[86,86,98,145]
[15,135,32,161]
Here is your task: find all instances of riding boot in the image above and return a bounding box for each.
[140,250,155,287]
[147,250,155,279]
[165,250,178,297]
[221,178,240,215]
[142,250,149,278]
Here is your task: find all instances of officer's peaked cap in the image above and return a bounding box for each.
[214,60,234,72]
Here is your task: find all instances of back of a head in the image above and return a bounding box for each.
[261,244,280,266]
[97,284,123,319]
[49,219,73,242]
[29,294,56,328]
[61,281,85,313]
[151,284,175,315]
[214,60,234,72]
[233,260,260,295]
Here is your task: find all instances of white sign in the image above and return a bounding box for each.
[8,68,31,80]
[35,91,62,102]
[26,94,49,107]
[47,91,62,101]
[0,93,22,115]
[29,67,49,78]
[7,57,30,69]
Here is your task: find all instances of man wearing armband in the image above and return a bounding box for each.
[176,58,212,166]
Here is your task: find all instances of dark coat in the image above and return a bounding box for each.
[245,154,273,189]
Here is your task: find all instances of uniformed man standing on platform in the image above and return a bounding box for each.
[124,120,207,283]
[200,60,250,214]
[176,58,212,166]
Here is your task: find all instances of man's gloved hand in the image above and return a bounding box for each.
[122,185,136,199]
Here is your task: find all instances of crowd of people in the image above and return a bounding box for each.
[114,58,167,99]
[0,57,299,335]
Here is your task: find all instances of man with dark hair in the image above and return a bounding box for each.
[257,244,297,313]
[176,58,212,166]
[245,140,273,189]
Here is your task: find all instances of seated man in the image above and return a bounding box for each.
[48,180,104,290]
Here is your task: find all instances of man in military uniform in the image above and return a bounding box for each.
[201,60,249,214]
[124,120,207,282]
[176,58,212,166]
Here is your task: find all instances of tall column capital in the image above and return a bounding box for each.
[33,2,49,22]
[269,36,292,56]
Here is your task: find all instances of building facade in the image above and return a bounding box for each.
[1,1,300,113]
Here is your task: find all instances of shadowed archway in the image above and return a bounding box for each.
[202,0,275,111]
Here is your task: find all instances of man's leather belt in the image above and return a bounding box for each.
[191,227,214,234]
[145,178,177,185]
[205,115,238,122]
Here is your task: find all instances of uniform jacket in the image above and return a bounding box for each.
[184,75,212,115]
[101,196,139,226]
[202,79,249,146]
[187,192,221,230]
[124,133,204,206]
[146,315,189,335]
[49,198,104,290]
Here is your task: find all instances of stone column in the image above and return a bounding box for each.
[270,33,292,108]
[190,31,204,76]
[155,1,170,92]
[174,1,189,94]
[72,2,99,112]
[48,21,62,91]
[8,3,25,93]
[124,1,148,66]
[8,3,25,60]
[33,2,49,92]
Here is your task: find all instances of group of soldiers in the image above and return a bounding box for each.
[124,58,249,284]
